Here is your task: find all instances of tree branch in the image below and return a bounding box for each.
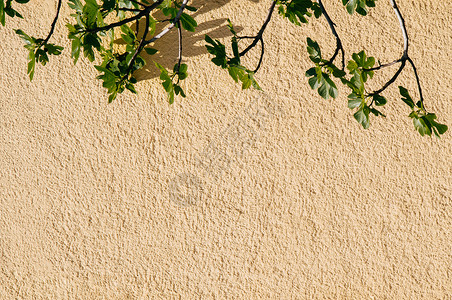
[369,59,406,96]
[175,20,183,75]
[407,57,424,105]
[86,0,163,34]
[144,0,189,45]
[369,0,420,99]
[253,37,265,73]
[317,0,345,69]
[42,0,62,45]
[364,58,402,71]
[124,14,150,78]
[239,0,276,57]
[390,0,408,56]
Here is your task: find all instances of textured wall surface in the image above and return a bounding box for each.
[0,0,451,298]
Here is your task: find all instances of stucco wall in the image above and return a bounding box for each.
[0,0,451,298]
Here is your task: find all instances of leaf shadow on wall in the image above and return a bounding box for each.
[124,0,259,82]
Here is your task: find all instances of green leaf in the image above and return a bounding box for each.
[15,29,34,45]
[126,82,137,94]
[179,13,197,32]
[102,0,115,10]
[68,0,83,13]
[369,107,385,117]
[185,5,197,12]
[174,84,185,97]
[344,0,357,14]
[71,37,81,64]
[354,107,370,129]
[27,51,35,81]
[373,94,387,106]
[305,67,316,77]
[347,93,362,109]
[318,78,329,99]
[306,37,321,63]
[308,76,319,90]
[227,18,236,35]
[148,16,156,35]
[178,63,188,74]
[0,0,5,26]
[144,47,158,55]
[332,68,346,78]
[108,90,118,103]
[399,86,415,109]
[241,74,252,90]
[413,117,430,136]
[424,113,448,137]
[228,66,240,83]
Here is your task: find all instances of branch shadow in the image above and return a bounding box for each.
[129,0,259,82]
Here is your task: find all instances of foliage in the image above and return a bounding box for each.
[0,0,447,137]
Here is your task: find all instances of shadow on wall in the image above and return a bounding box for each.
[123,0,260,81]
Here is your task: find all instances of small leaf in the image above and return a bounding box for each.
[348,94,362,109]
[354,107,370,129]
[179,13,197,32]
[399,86,414,109]
[70,42,82,65]
[373,94,387,106]
[413,117,430,136]
[144,47,158,55]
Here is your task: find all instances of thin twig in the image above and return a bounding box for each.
[369,0,416,98]
[369,59,406,96]
[317,0,345,69]
[364,58,402,71]
[144,0,189,45]
[239,1,276,56]
[390,0,408,55]
[253,37,265,73]
[124,14,150,78]
[42,0,62,44]
[407,57,424,105]
[86,0,163,34]
[118,8,141,12]
[175,20,183,75]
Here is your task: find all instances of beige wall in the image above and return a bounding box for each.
[1,0,451,298]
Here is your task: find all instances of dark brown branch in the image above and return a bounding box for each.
[318,0,345,69]
[239,1,276,57]
[42,0,62,45]
[118,8,141,12]
[175,20,183,74]
[369,59,406,96]
[144,0,189,45]
[124,14,150,78]
[253,37,264,73]
[369,0,421,100]
[407,57,425,105]
[86,0,163,34]
[364,58,402,71]
[240,1,276,56]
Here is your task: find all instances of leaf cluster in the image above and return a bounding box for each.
[205,19,261,91]
[155,62,188,104]
[305,38,346,100]
[0,0,29,26]
[276,0,321,26]
[15,29,63,80]
[399,87,448,137]
[342,0,376,16]
[1,0,448,138]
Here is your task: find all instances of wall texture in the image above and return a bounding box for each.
[0,0,451,298]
